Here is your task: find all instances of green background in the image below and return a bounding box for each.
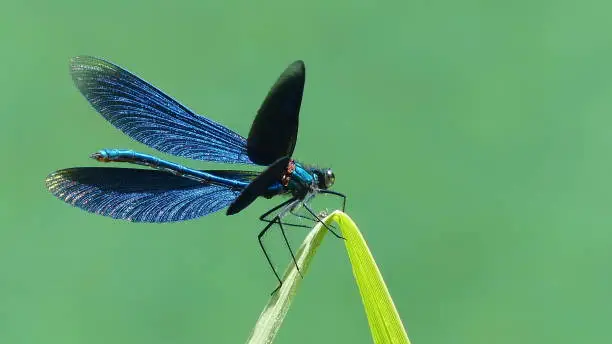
[2,0,612,343]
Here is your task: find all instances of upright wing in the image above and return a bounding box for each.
[45,167,248,222]
[70,56,252,164]
[246,61,305,165]
[227,156,291,215]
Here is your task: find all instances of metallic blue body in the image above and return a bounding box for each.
[95,148,306,197]
[95,149,250,189]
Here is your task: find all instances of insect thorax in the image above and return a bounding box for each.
[283,160,316,198]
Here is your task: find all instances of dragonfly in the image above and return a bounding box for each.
[45,56,346,292]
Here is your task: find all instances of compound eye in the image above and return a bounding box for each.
[325,169,335,188]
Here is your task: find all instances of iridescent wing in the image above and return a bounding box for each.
[70,56,253,164]
[45,167,258,222]
[246,61,305,165]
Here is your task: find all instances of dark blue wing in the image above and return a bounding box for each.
[70,56,253,164]
[45,167,247,222]
[227,156,290,215]
[247,61,305,165]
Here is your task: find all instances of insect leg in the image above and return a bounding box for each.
[303,203,344,239]
[259,197,311,229]
[277,217,302,279]
[318,190,347,212]
[258,219,284,295]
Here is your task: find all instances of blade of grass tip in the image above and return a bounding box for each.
[332,211,410,344]
[245,212,335,344]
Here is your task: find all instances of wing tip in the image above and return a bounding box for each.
[70,55,87,64]
[226,204,238,216]
[44,169,62,189]
[44,168,76,197]
[69,55,92,70]
[69,55,115,75]
[287,60,305,77]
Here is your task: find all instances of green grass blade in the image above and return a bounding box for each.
[245,211,410,344]
[335,212,410,344]
[245,213,330,344]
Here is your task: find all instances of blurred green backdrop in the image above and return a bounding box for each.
[2,0,612,343]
